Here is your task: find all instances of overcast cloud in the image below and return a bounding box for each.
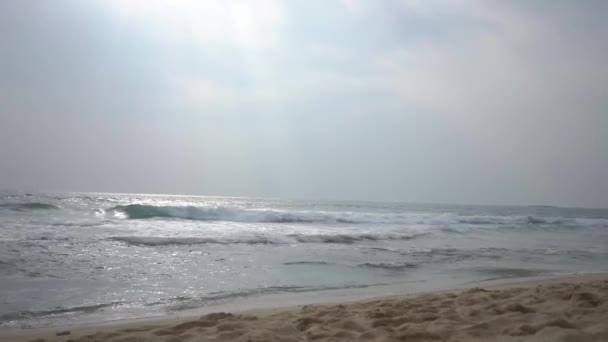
[0,0,606,207]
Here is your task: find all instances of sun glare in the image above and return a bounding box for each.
[105,0,282,49]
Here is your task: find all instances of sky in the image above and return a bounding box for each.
[0,0,607,208]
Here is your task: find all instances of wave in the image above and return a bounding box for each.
[406,248,506,264]
[288,233,428,244]
[471,267,554,281]
[283,261,332,266]
[109,236,279,246]
[50,221,110,228]
[0,302,123,323]
[455,215,567,225]
[166,283,389,311]
[110,232,428,247]
[29,236,70,241]
[403,247,606,266]
[110,204,378,223]
[0,202,60,211]
[358,262,418,271]
[108,204,608,227]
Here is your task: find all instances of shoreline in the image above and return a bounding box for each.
[3,272,607,341]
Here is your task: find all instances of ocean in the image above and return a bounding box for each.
[1,192,607,329]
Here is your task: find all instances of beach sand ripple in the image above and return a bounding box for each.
[14,277,608,341]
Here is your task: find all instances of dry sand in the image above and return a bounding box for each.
[4,274,608,342]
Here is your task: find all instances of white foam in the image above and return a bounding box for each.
[110,204,608,228]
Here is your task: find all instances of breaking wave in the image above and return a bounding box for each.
[109,204,608,227]
[110,204,390,223]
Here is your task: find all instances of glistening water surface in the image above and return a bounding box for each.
[1,192,607,329]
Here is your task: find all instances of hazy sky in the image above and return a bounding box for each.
[1,0,607,207]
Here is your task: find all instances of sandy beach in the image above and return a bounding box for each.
[3,274,607,342]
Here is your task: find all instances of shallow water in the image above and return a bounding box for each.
[1,192,607,328]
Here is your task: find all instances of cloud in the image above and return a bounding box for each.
[0,0,606,206]
[100,0,284,49]
[375,0,607,124]
[177,77,238,107]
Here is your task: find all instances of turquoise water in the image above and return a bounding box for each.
[1,192,607,328]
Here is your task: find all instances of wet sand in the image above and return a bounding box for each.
[4,274,608,342]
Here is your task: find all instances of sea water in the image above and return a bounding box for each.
[1,192,607,329]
